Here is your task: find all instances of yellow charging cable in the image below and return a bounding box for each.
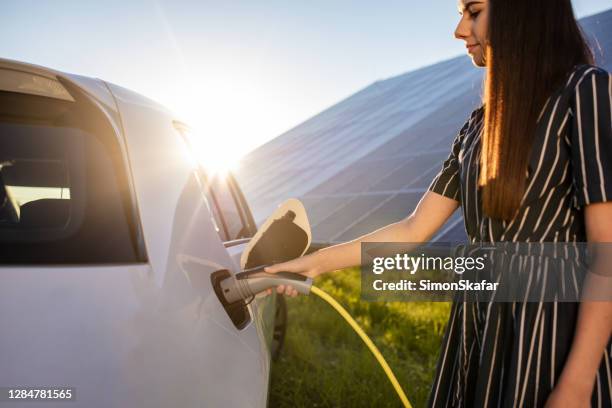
[309,286,413,408]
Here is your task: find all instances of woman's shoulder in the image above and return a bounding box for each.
[571,63,609,76]
[565,63,610,93]
[463,104,485,127]
[564,64,611,113]
[454,104,485,144]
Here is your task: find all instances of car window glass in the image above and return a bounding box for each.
[209,173,248,241]
[0,122,142,264]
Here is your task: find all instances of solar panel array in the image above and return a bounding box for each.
[236,9,612,244]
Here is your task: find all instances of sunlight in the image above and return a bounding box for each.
[169,72,247,176]
[172,118,238,177]
[165,65,298,177]
[187,126,239,176]
[171,93,244,175]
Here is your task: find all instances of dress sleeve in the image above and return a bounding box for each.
[569,67,612,208]
[427,111,475,203]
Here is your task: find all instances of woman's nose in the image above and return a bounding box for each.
[454,16,470,40]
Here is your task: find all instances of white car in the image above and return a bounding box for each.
[0,58,288,407]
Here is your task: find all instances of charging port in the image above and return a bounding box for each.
[211,269,251,330]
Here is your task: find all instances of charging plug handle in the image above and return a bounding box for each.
[219,268,312,304]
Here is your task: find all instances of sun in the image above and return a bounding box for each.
[172,120,240,177]
[167,73,263,176]
[165,68,298,177]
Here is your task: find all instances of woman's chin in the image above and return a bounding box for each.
[469,55,486,68]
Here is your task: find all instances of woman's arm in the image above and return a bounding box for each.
[314,191,460,274]
[264,190,460,295]
[265,105,476,296]
[546,202,612,406]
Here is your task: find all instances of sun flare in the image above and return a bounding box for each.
[167,70,289,177]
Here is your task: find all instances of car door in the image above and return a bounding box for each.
[108,84,279,408]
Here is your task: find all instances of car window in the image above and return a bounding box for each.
[209,173,250,241]
[204,184,228,241]
[0,122,143,264]
[2,159,72,229]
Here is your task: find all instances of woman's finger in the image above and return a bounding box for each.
[265,262,287,273]
[265,257,304,274]
[263,265,276,273]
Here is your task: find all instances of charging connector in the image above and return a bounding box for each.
[219,265,313,304]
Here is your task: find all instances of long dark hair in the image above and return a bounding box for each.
[480,0,593,221]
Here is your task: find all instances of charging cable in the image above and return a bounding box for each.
[310,286,412,408]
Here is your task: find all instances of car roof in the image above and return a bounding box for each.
[0,57,174,116]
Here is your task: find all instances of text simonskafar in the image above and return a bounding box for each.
[372,279,500,291]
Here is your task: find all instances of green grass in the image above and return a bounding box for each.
[268,267,451,408]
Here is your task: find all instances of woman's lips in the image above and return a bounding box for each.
[466,44,479,53]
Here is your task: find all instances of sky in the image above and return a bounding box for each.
[1,0,609,169]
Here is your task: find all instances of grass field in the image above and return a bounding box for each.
[268,267,451,408]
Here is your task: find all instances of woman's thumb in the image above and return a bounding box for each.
[264,263,282,273]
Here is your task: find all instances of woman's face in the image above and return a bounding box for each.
[455,0,489,67]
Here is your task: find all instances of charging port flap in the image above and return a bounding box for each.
[240,198,311,270]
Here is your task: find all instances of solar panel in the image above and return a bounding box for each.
[333,192,423,242]
[312,195,385,241]
[365,153,447,192]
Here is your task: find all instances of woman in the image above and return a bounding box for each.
[264,0,612,406]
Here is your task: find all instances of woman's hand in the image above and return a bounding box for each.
[544,382,591,408]
[262,252,325,297]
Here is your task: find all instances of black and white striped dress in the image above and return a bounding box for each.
[426,64,612,407]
